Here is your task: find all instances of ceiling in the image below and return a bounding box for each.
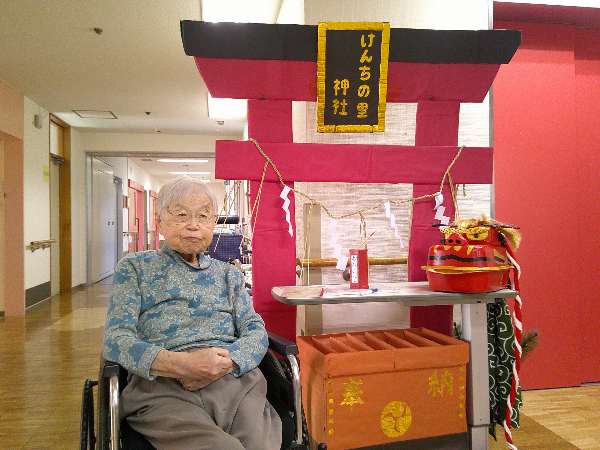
[129,156,216,184]
[0,0,284,134]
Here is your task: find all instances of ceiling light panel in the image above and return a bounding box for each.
[168,171,211,175]
[73,110,117,119]
[157,159,210,163]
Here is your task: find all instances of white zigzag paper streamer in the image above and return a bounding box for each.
[334,245,348,271]
[433,192,451,225]
[384,201,404,248]
[434,191,444,210]
[280,185,293,237]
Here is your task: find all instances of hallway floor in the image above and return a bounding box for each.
[0,280,109,449]
[0,280,598,449]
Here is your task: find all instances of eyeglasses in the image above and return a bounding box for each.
[166,209,216,225]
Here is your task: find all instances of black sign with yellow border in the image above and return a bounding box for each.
[317,22,390,133]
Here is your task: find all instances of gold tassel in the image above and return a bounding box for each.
[452,215,522,250]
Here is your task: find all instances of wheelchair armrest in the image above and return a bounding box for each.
[101,359,122,379]
[268,332,298,356]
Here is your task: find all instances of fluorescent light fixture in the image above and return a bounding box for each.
[201,0,280,23]
[157,159,209,163]
[208,94,247,120]
[73,110,117,119]
[168,171,211,175]
[168,176,211,184]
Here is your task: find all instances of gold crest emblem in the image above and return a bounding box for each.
[380,401,412,438]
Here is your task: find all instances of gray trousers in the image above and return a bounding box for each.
[121,368,282,450]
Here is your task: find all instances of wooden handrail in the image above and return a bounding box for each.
[296,256,407,267]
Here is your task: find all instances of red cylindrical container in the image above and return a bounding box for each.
[426,270,510,293]
[349,248,369,289]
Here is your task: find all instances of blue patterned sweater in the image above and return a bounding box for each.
[103,245,268,380]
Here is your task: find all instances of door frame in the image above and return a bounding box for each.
[86,156,121,284]
[49,115,71,293]
[148,190,159,250]
[114,176,123,261]
[49,153,63,296]
[128,179,145,252]
[0,130,24,315]
[126,184,138,253]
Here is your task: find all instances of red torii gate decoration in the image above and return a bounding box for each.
[181,21,520,341]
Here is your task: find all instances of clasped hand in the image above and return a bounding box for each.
[178,347,233,391]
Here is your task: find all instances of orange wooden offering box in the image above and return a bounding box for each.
[297,328,469,449]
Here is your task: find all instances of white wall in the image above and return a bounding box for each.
[277,0,305,24]
[304,0,491,29]
[80,131,240,154]
[127,159,161,193]
[23,96,50,290]
[100,157,128,194]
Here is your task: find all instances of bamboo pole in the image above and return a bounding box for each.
[296,256,407,267]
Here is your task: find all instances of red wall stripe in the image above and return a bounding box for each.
[494,21,600,388]
[574,28,600,385]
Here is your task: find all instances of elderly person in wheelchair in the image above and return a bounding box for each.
[103,176,282,450]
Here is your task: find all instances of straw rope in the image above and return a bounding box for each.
[243,138,467,277]
[246,138,464,224]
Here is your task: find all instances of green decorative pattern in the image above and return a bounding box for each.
[487,299,522,438]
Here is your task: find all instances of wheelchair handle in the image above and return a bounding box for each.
[102,360,121,379]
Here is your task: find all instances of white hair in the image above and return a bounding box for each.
[157,176,218,217]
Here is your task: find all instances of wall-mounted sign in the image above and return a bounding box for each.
[317,22,390,133]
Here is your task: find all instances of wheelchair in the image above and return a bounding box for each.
[81,332,326,450]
